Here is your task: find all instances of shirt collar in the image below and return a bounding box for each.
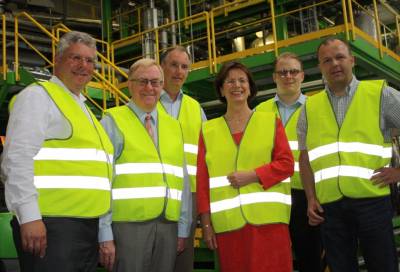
[160,89,184,103]
[325,75,359,97]
[50,76,87,102]
[273,92,306,107]
[127,100,157,124]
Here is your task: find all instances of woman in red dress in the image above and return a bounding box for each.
[197,62,294,272]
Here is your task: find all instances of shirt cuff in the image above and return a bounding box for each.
[98,225,114,242]
[178,222,190,238]
[16,201,42,224]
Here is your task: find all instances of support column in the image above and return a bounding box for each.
[101,0,112,43]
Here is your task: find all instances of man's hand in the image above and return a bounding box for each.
[227,171,258,189]
[20,219,47,258]
[371,167,400,187]
[177,237,186,255]
[307,198,324,226]
[99,240,115,271]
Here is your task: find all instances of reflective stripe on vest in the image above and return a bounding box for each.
[210,192,292,213]
[158,95,202,192]
[313,165,389,183]
[256,99,303,189]
[34,176,110,190]
[112,187,182,201]
[203,112,291,234]
[33,81,113,218]
[308,142,392,162]
[115,163,184,178]
[106,105,184,222]
[34,147,113,162]
[306,80,391,204]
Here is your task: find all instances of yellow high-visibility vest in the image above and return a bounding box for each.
[306,80,391,204]
[256,99,303,189]
[106,105,185,222]
[158,94,202,192]
[33,81,113,218]
[203,112,291,233]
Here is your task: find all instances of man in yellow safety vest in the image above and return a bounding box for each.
[98,58,192,272]
[1,31,113,272]
[298,37,400,272]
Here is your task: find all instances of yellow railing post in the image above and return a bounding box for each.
[2,15,6,80]
[372,0,383,58]
[111,43,116,85]
[347,0,355,40]
[341,0,350,41]
[14,16,19,81]
[205,12,213,74]
[51,28,56,68]
[397,16,400,49]
[210,10,217,73]
[269,0,278,57]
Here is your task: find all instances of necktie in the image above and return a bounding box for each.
[145,113,155,143]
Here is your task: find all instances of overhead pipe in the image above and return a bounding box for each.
[143,0,158,59]
[169,0,176,46]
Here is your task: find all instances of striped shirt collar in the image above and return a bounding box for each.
[325,75,359,98]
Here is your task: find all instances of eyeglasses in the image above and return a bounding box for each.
[130,78,163,87]
[275,69,302,78]
[68,54,96,66]
[224,78,248,86]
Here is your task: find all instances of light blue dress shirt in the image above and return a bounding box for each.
[98,101,192,242]
[159,90,207,121]
[274,93,306,126]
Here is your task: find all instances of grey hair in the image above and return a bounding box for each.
[56,31,96,57]
[160,45,192,64]
[129,58,164,81]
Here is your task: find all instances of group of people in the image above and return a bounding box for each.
[1,29,400,272]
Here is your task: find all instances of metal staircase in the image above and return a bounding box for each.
[0,11,130,134]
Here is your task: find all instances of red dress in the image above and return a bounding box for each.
[197,118,294,272]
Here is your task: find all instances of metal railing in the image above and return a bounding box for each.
[1,14,6,80]
[14,12,56,81]
[210,0,274,72]
[205,0,400,71]
[110,7,143,40]
[349,0,400,59]
[110,11,211,76]
[12,12,129,111]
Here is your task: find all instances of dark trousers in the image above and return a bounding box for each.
[12,217,99,272]
[321,196,398,272]
[289,189,323,272]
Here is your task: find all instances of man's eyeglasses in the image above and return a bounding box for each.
[130,78,163,87]
[68,54,96,66]
[224,78,248,86]
[275,69,302,78]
